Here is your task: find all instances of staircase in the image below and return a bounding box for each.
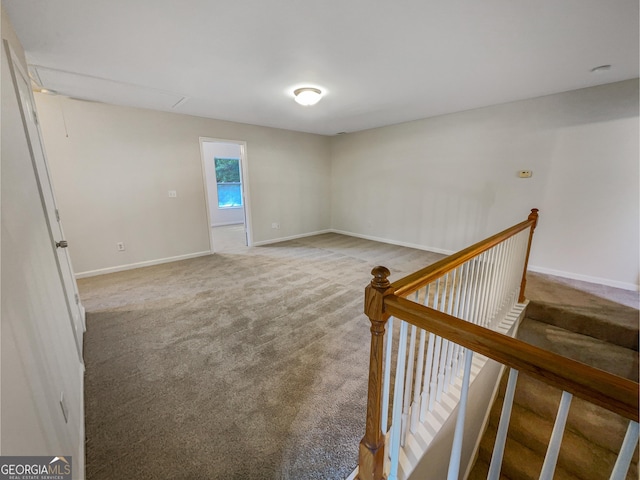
[469,299,639,480]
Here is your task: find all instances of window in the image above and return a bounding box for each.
[214,158,243,208]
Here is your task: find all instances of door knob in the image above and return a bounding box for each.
[56,240,68,248]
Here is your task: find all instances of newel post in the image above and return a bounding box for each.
[358,266,393,480]
[518,208,539,303]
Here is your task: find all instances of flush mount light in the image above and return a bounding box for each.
[294,87,323,106]
[590,65,612,73]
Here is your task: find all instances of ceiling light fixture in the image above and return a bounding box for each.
[590,65,612,73]
[294,87,323,106]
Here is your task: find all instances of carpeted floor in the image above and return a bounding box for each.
[80,233,444,480]
[79,233,639,480]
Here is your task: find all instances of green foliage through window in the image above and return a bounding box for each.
[215,158,241,183]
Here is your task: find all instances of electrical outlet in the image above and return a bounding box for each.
[116,242,125,251]
[271,222,280,229]
[518,170,533,178]
[168,190,177,197]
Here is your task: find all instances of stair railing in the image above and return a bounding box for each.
[357,209,639,480]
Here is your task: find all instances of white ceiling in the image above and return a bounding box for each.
[4,0,639,135]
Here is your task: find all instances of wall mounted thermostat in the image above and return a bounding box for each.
[518,170,533,178]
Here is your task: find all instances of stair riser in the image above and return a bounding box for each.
[526,302,639,351]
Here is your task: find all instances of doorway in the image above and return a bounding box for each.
[199,138,252,253]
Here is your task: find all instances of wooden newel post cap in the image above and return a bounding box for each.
[529,208,539,227]
[370,266,391,289]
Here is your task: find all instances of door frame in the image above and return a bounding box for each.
[199,137,253,252]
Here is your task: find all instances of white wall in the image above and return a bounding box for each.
[34,75,638,288]
[202,141,245,226]
[331,80,639,289]
[34,95,331,275]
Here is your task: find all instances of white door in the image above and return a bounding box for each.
[5,45,85,360]
[2,39,85,474]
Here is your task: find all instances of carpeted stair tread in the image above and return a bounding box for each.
[517,317,639,381]
[487,397,638,480]
[504,373,637,462]
[525,301,639,351]
[477,421,576,480]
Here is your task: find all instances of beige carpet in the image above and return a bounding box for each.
[80,233,444,479]
[80,232,638,479]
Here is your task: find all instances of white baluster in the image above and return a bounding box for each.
[483,247,498,326]
[388,320,409,480]
[464,260,478,323]
[609,421,639,480]
[446,270,456,314]
[483,246,497,326]
[444,270,458,389]
[410,328,426,433]
[473,252,486,326]
[453,265,464,318]
[515,231,528,299]
[457,262,470,321]
[401,324,417,445]
[492,244,503,322]
[444,342,455,392]
[434,277,442,311]
[420,332,435,421]
[472,252,486,325]
[447,349,474,480]
[457,346,466,377]
[539,391,573,480]
[492,242,504,316]
[421,284,430,306]
[428,336,442,411]
[504,236,517,309]
[381,317,394,434]
[493,242,507,322]
[488,369,519,479]
[451,264,468,378]
[500,238,512,308]
[436,337,448,401]
[500,241,511,315]
[451,344,461,381]
[511,233,525,304]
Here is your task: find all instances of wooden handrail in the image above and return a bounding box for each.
[385,295,639,422]
[392,209,538,298]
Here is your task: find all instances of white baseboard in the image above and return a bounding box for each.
[75,251,211,279]
[528,265,639,292]
[329,229,455,256]
[330,230,639,291]
[251,229,333,246]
